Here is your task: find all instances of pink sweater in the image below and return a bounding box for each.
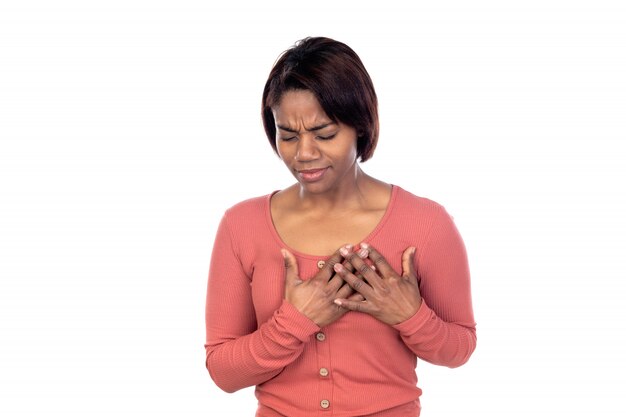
[205,185,476,417]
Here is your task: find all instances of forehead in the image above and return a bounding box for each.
[272,90,331,125]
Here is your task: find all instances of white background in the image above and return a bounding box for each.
[1,0,625,415]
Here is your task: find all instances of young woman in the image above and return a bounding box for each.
[205,37,476,417]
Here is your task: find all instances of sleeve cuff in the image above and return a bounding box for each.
[392,299,435,336]
[274,299,321,342]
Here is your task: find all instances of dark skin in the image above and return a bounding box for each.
[334,243,422,325]
[283,243,423,327]
[282,245,365,328]
[274,89,422,326]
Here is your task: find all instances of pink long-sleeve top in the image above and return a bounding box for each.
[204,185,476,417]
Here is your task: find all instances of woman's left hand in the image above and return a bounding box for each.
[333,243,422,325]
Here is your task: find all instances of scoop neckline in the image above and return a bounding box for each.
[265,184,399,260]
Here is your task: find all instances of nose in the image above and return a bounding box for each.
[295,135,320,161]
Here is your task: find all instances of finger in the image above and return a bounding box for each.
[401,247,418,284]
[343,257,357,272]
[347,292,365,302]
[281,249,301,285]
[360,243,396,278]
[356,246,376,271]
[327,254,358,293]
[334,292,366,311]
[341,246,385,291]
[334,298,370,313]
[327,274,344,292]
[335,282,355,299]
[333,262,374,298]
[335,283,351,299]
[315,245,351,282]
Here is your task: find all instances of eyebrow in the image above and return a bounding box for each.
[277,122,336,133]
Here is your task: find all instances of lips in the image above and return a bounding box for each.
[297,167,329,182]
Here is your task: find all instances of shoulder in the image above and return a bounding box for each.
[215,192,276,254]
[222,192,274,223]
[393,185,447,219]
[389,186,465,249]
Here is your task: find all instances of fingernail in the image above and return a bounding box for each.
[358,249,368,258]
[340,247,349,256]
[334,263,343,272]
[280,249,287,259]
[361,242,369,249]
[345,244,352,250]
[334,299,342,306]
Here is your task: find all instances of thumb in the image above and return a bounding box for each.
[281,249,301,285]
[401,247,418,284]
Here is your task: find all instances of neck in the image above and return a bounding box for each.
[296,164,373,212]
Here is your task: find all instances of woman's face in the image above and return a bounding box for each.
[272,89,358,195]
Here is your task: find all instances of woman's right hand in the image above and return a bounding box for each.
[282,245,364,328]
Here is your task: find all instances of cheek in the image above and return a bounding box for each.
[275,140,285,157]
[276,141,291,162]
[343,139,358,161]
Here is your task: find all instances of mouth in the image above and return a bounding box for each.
[296,167,329,182]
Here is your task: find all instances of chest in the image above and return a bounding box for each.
[274,209,386,256]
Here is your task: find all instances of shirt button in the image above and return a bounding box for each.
[316,332,326,342]
[317,260,325,269]
[320,399,330,409]
[319,367,329,377]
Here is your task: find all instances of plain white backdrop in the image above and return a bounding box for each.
[1,0,625,415]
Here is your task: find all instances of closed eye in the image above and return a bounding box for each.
[279,133,336,142]
[317,134,336,140]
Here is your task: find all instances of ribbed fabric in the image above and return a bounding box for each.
[205,185,476,417]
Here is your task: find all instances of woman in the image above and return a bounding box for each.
[205,37,476,417]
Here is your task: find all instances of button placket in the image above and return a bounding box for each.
[304,257,332,412]
[314,328,332,412]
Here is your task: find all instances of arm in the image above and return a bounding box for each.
[204,213,319,393]
[393,207,477,368]
[333,207,476,368]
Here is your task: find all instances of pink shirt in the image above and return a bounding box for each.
[205,185,476,417]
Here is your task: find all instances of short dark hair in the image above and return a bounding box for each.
[262,37,379,162]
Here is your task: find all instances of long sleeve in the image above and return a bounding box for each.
[393,206,477,368]
[204,189,475,416]
[204,213,320,393]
